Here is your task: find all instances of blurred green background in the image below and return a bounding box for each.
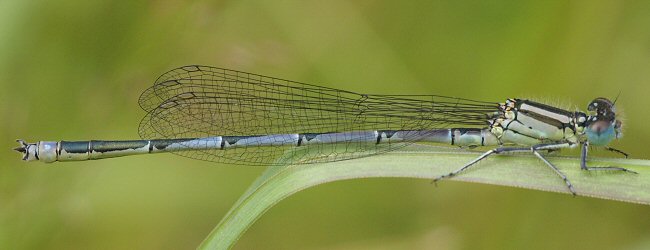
[2,1,650,249]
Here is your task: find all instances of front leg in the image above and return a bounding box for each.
[581,142,637,173]
[604,146,629,158]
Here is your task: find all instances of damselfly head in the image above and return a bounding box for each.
[585,98,622,146]
[587,98,616,120]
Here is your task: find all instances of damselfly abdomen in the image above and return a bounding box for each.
[15,65,636,195]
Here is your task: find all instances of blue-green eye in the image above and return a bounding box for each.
[585,121,616,146]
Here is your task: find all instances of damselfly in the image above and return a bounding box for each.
[15,65,636,195]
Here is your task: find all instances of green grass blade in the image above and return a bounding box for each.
[198,145,650,249]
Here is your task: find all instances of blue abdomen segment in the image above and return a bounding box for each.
[387,128,498,147]
[21,129,503,163]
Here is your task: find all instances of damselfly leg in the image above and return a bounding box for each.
[434,142,577,195]
[581,142,637,173]
[604,146,629,158]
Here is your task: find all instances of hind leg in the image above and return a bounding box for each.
[433,142,577,195]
